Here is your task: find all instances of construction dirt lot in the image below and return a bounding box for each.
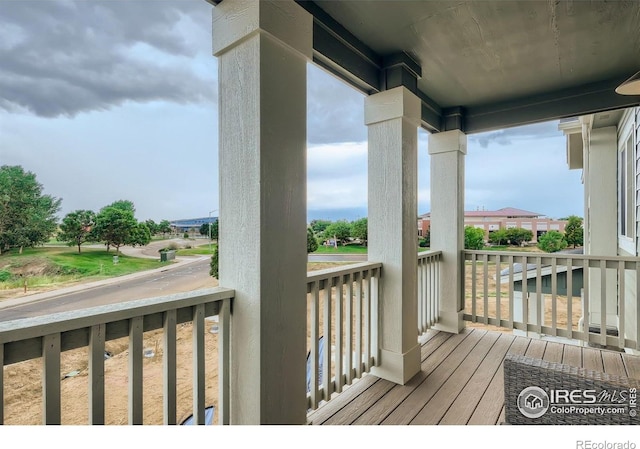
[2,261,348,425]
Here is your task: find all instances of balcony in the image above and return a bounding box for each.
[309,327,640,425]
[3,248,637,425]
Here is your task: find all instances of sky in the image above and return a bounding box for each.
[0,0,585,225]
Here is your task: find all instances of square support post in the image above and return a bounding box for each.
[366,87,421,385]
[584,126,619,334]
[428,130,467,333]
[212,0,311,424]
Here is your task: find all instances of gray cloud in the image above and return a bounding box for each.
[307,65,367,144]
[470,120,562,148]
[0,0,216,117]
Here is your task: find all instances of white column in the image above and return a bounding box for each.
[428,130,467,333]
[212,0,311,424]
[585,126,618,330]
[366,87,421,385]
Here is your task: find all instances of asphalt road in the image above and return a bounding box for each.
[0,242,364,322]
[0,256,216,322]
[308,254,367,262]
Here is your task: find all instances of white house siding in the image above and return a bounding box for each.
[636,107,640,256]
[621,107,639,351]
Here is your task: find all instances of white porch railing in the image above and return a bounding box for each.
[417,250,442,335]
[464,250,640,350]
[306,262,381,411]
[0,287,233,425]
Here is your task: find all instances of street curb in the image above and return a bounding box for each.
[0,255,209,311]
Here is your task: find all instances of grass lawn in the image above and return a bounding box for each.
[480,245,544,252]
[0,246,171,290]
[176,243,217,256]
[313,244,368,254]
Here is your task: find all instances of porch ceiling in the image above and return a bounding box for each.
[295,0,640,133]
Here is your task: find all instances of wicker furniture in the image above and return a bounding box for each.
[504,353,639,425]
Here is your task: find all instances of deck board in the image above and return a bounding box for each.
[411,331,500,424]
[307,375,379,424]
[466,334,530,425]
[601,350,627,377]
[382,329,485,424]
[323,378,395,425]
[622,353,640,379]
[561,343,582,367]
[582,346,605,372]
[437,332,512,425]
[313,328,640,426]
[524,338,547,359]
[542,341,564,363]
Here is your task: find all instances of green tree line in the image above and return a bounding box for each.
[0,165,61,254]
[462,215,584,252]
[308,217,368,248]
[1,165,173,255]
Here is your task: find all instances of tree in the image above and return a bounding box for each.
[464,226,485,250]
[351,218,368,245]
[210,219,218,240]
[145,219,159,236]
[58,210,96,253]
[307,227,318,253]
[128,222,151,247]
[0,165,61,254]
[210,245,219,278]
[506,227,533,246]
[93,206,138,253]
[419,229,430,248]
[538,230,567,253]
[310,219,332,235]
[488,228,509,246]
[199,222,210,237]
[564,215,584,248]
[323,220,351,245]
[109,199,135,214]
[158,220,172,237]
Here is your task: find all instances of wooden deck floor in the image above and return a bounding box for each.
[308,327,640,425]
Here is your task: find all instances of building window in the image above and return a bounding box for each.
[619,133,634,239]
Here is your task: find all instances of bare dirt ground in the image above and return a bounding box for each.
[3,261,346,425]
[464,259,582,333]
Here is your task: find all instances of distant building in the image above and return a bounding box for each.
[170,216,218,234]
[418,207,568,243]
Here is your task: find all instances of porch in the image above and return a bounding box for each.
[309,327,640,425]
[2,250,640,425]
[1,0,640,427]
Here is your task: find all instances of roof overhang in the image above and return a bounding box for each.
[292,0,640,134]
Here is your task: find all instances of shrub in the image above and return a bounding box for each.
[0,270,12,282]
[158,242,179,253]
[488,229,508,245]
[537,230,567,253]
[464,226,485,250]
[183,232,189,239]
[506,227,533,246]
[564,215,584,248]
[210,245,219,278]
[307,228,318,253]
